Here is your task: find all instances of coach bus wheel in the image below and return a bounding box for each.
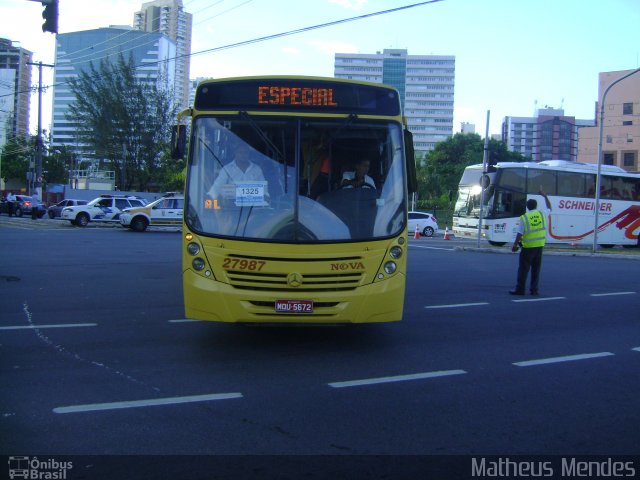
[488,240,506,247]
[75,213,89,227]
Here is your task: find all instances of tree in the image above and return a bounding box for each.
[43,145,76,184]
[416,133,528,209]
[66,53,177,191]
[1,136,32,186]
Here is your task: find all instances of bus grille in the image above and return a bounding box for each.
[226,270,363,292]
[221,254,367,292]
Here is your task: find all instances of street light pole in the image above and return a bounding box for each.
[592,67,640,253]
[26,61,55,201]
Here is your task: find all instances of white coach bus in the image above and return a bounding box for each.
[453,160,640,248]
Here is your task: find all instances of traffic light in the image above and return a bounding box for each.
[487,148,498,172]
[42,0,58,34]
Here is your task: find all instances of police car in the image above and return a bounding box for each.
[61,194,147,227]
[119,193,184,231]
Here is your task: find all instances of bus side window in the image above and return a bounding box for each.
[586,174,596,198]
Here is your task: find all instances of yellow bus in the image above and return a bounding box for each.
[172,76,417,324]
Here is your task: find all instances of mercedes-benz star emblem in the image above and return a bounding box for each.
[287,272,303,287]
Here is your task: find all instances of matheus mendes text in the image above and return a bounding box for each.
[471,457,637,477]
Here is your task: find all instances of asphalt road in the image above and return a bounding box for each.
[1,216,639,479]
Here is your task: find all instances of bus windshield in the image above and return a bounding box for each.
[454,168,494,218]
[186,115,406,242]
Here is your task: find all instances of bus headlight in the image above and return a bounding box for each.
[384,261,397,274]
[192,258,206,271]
[389,246,403,259]
[187,242,200,256]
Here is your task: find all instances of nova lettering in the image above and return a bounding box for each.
[330,262,365,271]
[258,86,338,107]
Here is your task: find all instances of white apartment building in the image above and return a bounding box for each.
[134,0,192,109]
[334,49,455,152]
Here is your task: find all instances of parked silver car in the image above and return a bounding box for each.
[47,199,88,218]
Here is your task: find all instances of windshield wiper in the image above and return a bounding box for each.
[329,113,358,141]
[198,137,224,169]
[239,111,285,161]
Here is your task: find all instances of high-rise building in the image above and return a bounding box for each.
[134,0,192,109]
[0,38,32,147]
[334,49,455,152]
[578,69,639,173]
[50,27,176,157]
[461,122,475,134]
[501,108,594,162]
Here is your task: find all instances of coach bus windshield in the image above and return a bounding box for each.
[186,115,406,242]
[454,168,495,218]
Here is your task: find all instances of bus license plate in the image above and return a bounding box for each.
[275,299,313,314]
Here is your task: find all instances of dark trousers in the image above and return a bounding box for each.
[515,246,543,293]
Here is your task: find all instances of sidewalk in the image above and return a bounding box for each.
[452,237,640,260]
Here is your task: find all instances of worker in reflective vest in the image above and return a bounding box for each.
[510,189,552,296]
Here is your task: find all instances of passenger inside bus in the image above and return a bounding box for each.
[207,147,267,203]
[301,138,332,199]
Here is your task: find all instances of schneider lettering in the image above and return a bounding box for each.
[258,86,338,107]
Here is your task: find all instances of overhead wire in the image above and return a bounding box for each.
[55,0,245,69]
[8,0,442,98]
[54,0,219,63]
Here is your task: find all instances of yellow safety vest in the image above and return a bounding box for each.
[521,210,547,248]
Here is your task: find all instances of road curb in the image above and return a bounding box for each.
[453,245,640,260]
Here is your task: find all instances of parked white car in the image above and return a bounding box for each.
[408,211,439,237]
[120,193,184,231]
[61,194,147,227]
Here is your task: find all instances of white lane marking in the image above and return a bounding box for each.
[511,297,565,303]
[513,352,614,367]
[328,369,467,388]
[590,291,636,297]
[410,245,456,251]
[0,323,97,331]
[425,302,489,309]
[168,319,201,323]
[53,392,243,414]
[632,347,640,352]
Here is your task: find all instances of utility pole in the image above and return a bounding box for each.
[477,110,490,248]
[27,61,54,201]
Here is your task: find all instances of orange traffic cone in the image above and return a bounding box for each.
[443,226,451,240]
[414,224,420,239]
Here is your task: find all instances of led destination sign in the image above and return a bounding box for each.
[194,78,400,116]
[258,86,338,107]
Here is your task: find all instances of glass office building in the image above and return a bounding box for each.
[51,27,176,157]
